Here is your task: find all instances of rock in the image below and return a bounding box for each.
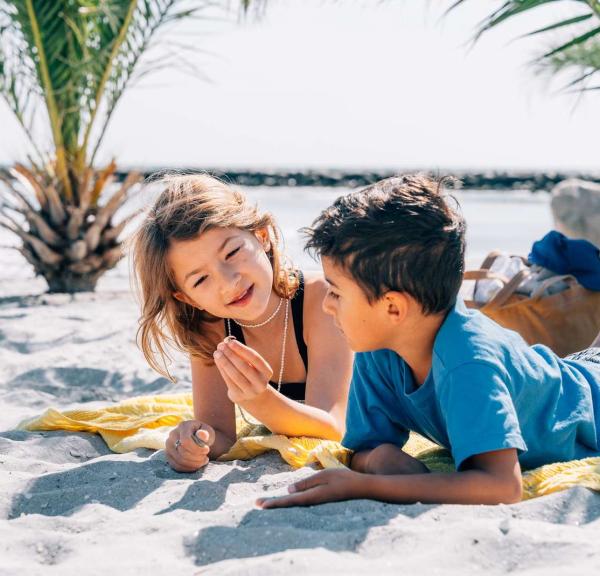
[551,179,600,248]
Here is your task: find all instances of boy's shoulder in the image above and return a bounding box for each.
[433,299,526,374]
[354,348,405,385]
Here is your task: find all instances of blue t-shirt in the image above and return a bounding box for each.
[342,299,600,469]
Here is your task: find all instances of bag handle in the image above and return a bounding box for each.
[463,270,510,283]
[530,274,576,300]
[476,251,529,272]
[479,250,503,271]
[485,268,532,308]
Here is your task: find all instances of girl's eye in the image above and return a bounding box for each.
[193,275,207,288]
[226,246,241,259]
[328,291,340,300]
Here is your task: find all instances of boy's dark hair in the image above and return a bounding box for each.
[304,174,466,315]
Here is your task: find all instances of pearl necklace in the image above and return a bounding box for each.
[233,296,283,328]
[226,298,290,425]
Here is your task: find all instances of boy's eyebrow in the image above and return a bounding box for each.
[324,277,338,288]
[184,235,237,282]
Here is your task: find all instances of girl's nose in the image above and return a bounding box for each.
[219,266,241,294]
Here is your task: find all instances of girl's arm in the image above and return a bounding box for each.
[165,354,237,472]
[216,277,353,440]
[190,356,238,458]
[257,448,523,508]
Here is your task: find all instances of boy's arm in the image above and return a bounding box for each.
[256,448,522,508]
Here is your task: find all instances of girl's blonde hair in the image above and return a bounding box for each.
[132,174,298,380]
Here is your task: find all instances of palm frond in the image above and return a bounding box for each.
[0,0,220,192]
[0,0,258,292]
[448,0,600,91]
[542,38,600,90]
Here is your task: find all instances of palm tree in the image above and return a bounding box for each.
[0,1,221,292]
[449,1,600,92]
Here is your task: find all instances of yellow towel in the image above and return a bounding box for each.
[18,393,600,500]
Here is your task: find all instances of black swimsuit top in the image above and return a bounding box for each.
[224,271,308,401]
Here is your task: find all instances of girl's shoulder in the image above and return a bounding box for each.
[296,271,330,333]
[298,270,329,304]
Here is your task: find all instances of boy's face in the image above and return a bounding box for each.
[321,256,393,352]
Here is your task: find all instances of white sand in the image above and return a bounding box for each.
[1,290,599,576]
[1,191,600,574]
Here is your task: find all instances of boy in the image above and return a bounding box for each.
[257,174,600,508]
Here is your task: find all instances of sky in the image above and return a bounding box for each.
[1,0,599,171]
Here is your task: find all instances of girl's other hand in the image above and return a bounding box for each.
[213,339,273,403]
[166,420,214,473]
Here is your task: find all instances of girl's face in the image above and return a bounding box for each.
[168,226,275,321]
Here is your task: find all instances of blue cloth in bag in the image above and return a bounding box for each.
[528,231,600,291]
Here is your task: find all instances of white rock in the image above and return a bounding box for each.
[551,178,600,248]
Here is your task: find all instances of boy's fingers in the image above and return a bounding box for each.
[289,471,330,493]
[226,340,273,378]
[257,486,328,509]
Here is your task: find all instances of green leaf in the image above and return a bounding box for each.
[521,13,592,38]
[541,25,600,59]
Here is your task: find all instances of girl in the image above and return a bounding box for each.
[132,174,353,472]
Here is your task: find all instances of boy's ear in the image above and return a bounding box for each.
[383,291,409,324]
[172,290,200,310]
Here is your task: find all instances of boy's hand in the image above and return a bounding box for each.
[166,420,214,473]
[363,444,430,475]
[256,469,366,509]
[213,339,274,403]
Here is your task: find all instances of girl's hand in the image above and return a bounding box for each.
[256,468,366,509]
[166,420,215,473]
[213,339,274,404]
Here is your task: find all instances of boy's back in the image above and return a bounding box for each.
[343,299,600,470]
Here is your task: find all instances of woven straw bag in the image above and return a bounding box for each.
[464,251,600,357]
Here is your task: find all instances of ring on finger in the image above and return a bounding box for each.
[174,439,182,451]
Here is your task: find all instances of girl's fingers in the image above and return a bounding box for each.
[223,340,273,379]
[169,451,209,472]
[167,422,211,463]
[220,363,253,398]
[166,441,208,472]
[216,349,264,396]
[179,437,210,458]
[194,427,214,447]
[214,352,246,395]
[219,345,266,392]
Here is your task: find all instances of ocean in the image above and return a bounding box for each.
[0,187,553,296]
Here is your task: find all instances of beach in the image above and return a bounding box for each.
[1,188,599,575]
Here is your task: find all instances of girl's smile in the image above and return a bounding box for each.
[227,284,254,307]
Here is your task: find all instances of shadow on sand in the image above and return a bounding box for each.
[187,497,439,566]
